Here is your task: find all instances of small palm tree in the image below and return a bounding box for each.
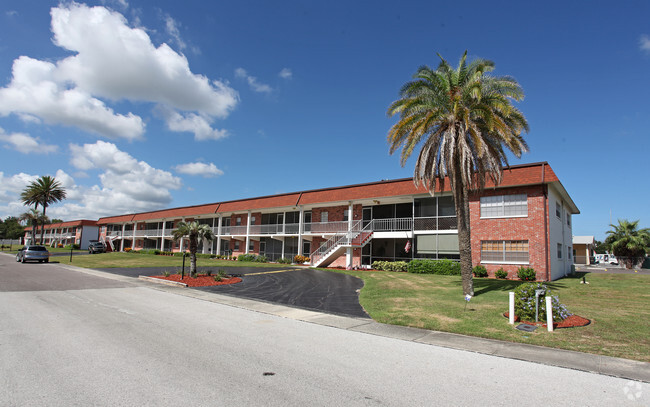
[21,176,66,244]
[172,221,215,277]
[387,51,529,295]
[19,208,45,245]
[605,219,650,268]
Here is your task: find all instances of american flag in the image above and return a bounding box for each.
[404,240,411,253]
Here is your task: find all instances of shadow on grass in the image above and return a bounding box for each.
[463,272,588,296]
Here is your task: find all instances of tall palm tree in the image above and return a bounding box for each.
[605,219,650,268]
[387,51,529,295]
[172,221,215,277]
[19,208,44,245]
[21,176,66,244]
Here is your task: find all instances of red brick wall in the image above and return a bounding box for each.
[470,185,548,280]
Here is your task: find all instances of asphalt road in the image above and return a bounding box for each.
[96,265,369,318]
[1,256,646,406]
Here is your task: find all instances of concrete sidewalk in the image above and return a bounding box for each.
[49,260,650,384]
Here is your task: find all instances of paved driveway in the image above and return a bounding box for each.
[95,265,369,318]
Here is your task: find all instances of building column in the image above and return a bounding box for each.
[179,218,185,252]
[132,223,136,250]
[120,224,126,251]
[160,220,166,251]
[245,211,251,254]
[298,206,304,256]
[216,216,222,255]
[346,201,354,268]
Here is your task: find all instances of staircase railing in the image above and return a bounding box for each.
[310,220,375,266]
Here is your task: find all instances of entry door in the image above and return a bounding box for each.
[362,207,372,228]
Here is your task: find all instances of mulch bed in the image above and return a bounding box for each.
[151,274,242,287]
[504,312,591,329]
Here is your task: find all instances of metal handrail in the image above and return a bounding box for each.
[310,220,372,265]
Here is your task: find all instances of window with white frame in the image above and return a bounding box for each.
[321,211,328,222]
[567,246,572,260]
[567,214,571,227]
[481,240,529,263]
[556,202,562,219]
[236,217,241,226]
[251,216,256,225]
[343,210,350,222]
[557,243,562,259]
[480,194,527,218]
[234,241,240,251]
[249,240,254,251]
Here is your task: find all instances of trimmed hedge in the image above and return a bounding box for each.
[407,259,461,275]
[495,268,508,279]
[517,266,536,281]
[371,261,408,272]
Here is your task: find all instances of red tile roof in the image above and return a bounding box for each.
[97,162,574,222]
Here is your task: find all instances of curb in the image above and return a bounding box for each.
[138,275,187,287]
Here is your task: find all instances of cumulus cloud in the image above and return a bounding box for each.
[156,105,228,140]
[174,162,224,177]
[0,3,238,140]
[235,68,273,93]
[0,128,58,154]
[279,68,292,79]
[640,34,650,53]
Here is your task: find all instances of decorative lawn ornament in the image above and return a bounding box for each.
[464,294,472,311]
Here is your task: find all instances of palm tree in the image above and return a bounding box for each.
[172,221,215,277]
[21,176,66,244]
[387,51,529,295]
[605,219,650,268]
[19,208,44,245]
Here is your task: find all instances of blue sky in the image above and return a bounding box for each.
[0,0,648,240]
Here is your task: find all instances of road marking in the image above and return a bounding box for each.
[246,269,296,276]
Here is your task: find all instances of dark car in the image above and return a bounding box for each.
[16,245,50,263]
[88,240,105,254]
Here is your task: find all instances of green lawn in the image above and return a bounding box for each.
[331,269,650,362]
[54,251,285,269]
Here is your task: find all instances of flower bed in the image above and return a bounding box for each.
[151,274,242,287]
[504,312,591,329]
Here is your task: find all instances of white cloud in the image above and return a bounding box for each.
[279,68,292,79]
[164,14,186,51]
[640,34,650,53]
[0,128,58,154]
[174,162,224,177]
[235,68,273,93]
[0,3,238,140]
[156,106,229,141]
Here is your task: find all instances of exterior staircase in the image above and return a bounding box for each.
[310,220,374,268]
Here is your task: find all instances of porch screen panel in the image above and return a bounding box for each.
[416,235,436,254]
[437,234,459,254]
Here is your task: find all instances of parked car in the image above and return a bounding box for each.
[16,245,50,263]
[88,240,105,254]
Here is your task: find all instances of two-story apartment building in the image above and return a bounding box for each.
[97,162,578,281]
[24,220,99,250]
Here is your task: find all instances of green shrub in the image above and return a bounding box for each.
[205,269,213,276]
[514,282,572,322]
[255,255,268,263]
[213,275,222,282]
[232,256,237,261]
[517,266,536,281]
[472,265,488,277]
[372,261,408,272]
[218,269,227,278]
[237,253,256,262]
[495,268,508,279]
[64,244,80,250]
[277,257,292,264]
[195,253,212,259]
[162,270,171,277]
[408,259,461,275]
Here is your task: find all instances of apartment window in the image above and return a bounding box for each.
[249,240,255,251]
[557,243,562,259]
[556,202,562,219]
[567,214,571,227]
[343,210,350,222]
[234,241,240,251]
[236,217,241,226]
[567,246,572,260]
[251,216,256,225]
[321,211,328,222]
[480,194,527,218]
[481,240,529,263]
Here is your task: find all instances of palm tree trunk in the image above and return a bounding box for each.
[40,205,47,244]
[452,168,474,296]
[189,234,197,277]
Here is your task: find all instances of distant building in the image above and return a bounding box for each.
[97,162,579,281]
[572,236,595,265]
[24,220,99,250]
